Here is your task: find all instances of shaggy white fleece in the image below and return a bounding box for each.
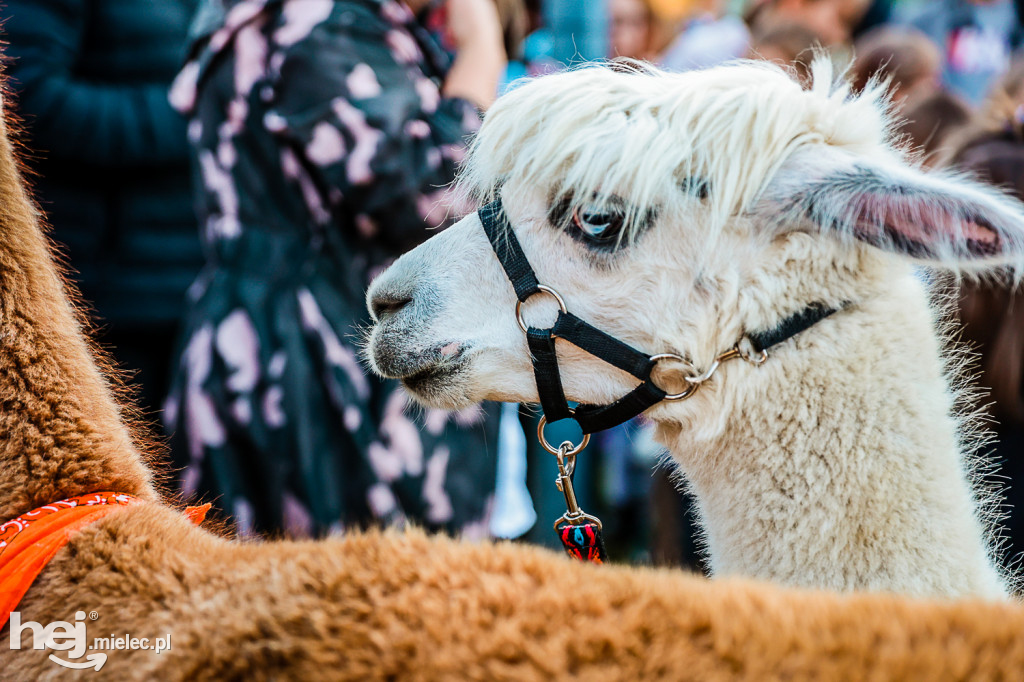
[368,59,1024,598]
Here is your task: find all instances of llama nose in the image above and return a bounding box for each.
[370,291,413,322]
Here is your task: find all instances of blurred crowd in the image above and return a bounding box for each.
[4,0,1024,572]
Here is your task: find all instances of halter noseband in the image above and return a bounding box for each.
[478,199,842,439]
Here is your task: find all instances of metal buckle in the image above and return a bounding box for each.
[648,353,701,401]
[537,411,590,456]
[651,342,769,401]
[554,513,604,532]
[516,285,568,333]
[551,442,603,531]
[736,338,769,365]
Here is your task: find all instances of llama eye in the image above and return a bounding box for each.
[571,204,625,247]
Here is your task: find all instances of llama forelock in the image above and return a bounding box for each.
[457,58,894,242]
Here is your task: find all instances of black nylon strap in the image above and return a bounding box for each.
[478,200,540,302]
[552,312,653,380]
[573,382,667,434]
[526,328,573,421]
[477,199,846,436]
[748,303,842,353]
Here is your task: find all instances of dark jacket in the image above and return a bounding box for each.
[3,0,203,325]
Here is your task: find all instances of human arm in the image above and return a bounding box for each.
[441,0,506,110]
[2,0,189,168]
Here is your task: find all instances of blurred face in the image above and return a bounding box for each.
[895,69,941,110]
[751,44,794,65]
[609,0,652,59]
[776,0,868,46]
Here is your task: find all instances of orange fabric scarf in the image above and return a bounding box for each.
[0,493,210,631]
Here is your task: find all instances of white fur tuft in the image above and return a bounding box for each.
[458,58,892,235]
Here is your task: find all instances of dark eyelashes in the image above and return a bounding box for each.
[547,177,707,227]
[546,195,576,232]
[546,179,706,252]
[680,177,711,199]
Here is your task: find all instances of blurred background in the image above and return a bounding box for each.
[4,0,1024,575]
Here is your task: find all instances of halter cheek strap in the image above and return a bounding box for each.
[478,199,844,435]
[479,198,844,564]
[479,201,669,433]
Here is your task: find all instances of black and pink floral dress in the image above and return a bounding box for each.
[166,0,499,537]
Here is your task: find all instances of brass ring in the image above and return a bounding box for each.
[742,347,769,365]
[537,412,590,456]
[516,285,568,334]
[648,353,700,401]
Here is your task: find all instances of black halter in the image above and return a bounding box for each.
[478,199,843,435]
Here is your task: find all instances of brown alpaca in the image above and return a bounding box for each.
[1,101,1024,680]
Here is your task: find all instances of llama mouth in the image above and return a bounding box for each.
[400,360,465,393]
[371,338,467,382]
[396,350,473,409]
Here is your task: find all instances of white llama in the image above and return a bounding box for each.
[366,60,1024,600]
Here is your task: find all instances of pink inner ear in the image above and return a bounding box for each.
[962,220,1000,245]
[853,194,1002,258]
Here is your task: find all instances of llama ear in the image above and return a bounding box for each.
[759,145,1024,268]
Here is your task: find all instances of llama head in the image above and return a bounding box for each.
[366,60,1024,415]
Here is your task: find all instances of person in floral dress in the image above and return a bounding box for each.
[167,0,507,537]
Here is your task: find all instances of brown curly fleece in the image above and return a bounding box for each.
[0,87,1023,681]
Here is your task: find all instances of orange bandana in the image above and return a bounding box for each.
[0,493,210,630]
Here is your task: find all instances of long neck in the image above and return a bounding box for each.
[0,116,155,521]
[663,273,1006,599]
